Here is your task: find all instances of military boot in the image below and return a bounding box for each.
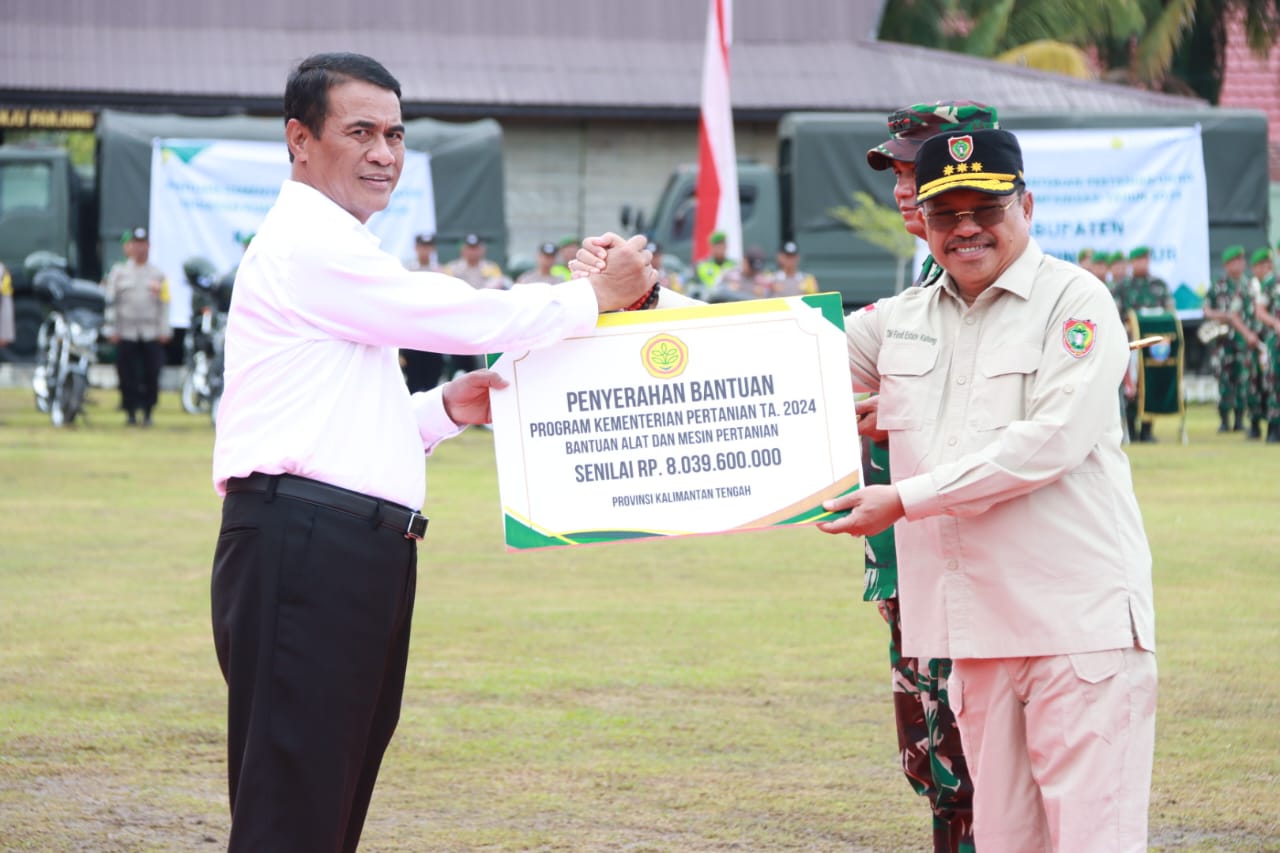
[1139,421,1156,443]
[1247,418,1262,440]
[1218,409,1231,433]
[1233,409,1245,432]
[1267,421,1280,443]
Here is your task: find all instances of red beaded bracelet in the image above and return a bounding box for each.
[624,282,661,311]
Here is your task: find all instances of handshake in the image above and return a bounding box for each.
[575,233,660,313]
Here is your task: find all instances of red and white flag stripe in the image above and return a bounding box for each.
[693,0,741,263]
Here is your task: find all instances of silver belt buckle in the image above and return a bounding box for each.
[404,512,428,541]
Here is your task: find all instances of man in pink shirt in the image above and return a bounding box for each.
[210,52,654,853]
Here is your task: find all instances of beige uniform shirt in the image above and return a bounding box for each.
[104,260,171,341]
[844,240,1155,660]
[770,270,818,296]
[515,270,561,286]
[444,259,510,290]
[0,263,14,345]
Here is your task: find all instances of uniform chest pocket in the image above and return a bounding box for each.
[876,343,940,431]
[971,343,1041,429]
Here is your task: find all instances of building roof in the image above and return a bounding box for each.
[2,0,1207,119]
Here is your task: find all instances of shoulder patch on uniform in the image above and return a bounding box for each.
[1062,318,1096,358]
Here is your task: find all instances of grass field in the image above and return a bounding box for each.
[1,386,1277,852]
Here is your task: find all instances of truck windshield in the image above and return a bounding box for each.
[0,161,52,214]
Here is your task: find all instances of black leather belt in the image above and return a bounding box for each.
[226,472,428,541]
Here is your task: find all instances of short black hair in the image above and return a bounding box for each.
[284,52,402,159]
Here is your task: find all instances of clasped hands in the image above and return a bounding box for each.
[441,232,656,427]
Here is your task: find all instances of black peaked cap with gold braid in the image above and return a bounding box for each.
[915,128,1025,204]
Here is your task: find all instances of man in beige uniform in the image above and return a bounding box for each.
[820,129,1157,852]
[104,227,172,425]
[443,233,510,290]
[0,260,14,350]
[515,242,562,285]
[769,241,818,296]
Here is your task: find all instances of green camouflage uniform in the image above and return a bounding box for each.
[1241,279,1268,435]
[1257,269,1279,436]
[864,438,974,853]
[1117,274,1171,314]
[1206,273,1250,424]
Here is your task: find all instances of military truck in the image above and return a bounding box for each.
[0,109,507,359]
[628,109,1271,309]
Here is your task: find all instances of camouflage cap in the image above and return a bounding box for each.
[867,101,1000,171]
[1250,247,1272,266]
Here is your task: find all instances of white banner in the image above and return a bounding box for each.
[915,126,1209,298]
[148,138,433,327]
[489,295,861,549]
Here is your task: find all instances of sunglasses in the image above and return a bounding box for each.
[922,196,1017,230]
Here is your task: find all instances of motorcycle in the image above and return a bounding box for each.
[29,252,105,427]
[179,257,233,423]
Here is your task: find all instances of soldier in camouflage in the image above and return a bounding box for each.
[1204,245,1258,433]
[1249,247,1279,442]
[862,101,997,853]
[1116,246,1174,442]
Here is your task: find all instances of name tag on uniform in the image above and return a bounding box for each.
[488,293,861,549]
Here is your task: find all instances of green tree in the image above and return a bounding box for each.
[828,192,918,294]
[878,0,1280,103]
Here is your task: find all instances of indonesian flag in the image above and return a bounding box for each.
[693,0,741,263]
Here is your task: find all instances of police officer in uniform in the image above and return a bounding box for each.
[443,233,510,290]
[516,242,562,285]
[550,236,578,281]
[695,230,735,294]
[0,259,14,351]
[407,231,440,272]
[104,227,171,426]
[770,241,818,296]
[714,247,771,298]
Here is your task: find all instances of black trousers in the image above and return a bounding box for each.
[115,337,164,416]
[211,482,418,853]
[399,348,444,393]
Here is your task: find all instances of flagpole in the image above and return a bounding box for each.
[693,0,741,264]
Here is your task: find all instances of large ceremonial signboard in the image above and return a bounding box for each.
[489,294,861,549]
